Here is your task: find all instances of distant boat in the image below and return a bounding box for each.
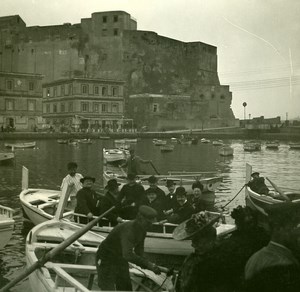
[0,204,15,249]
[57,139,68,144]
[289,143,300,150]
[78,138,92,144]
[178,138,192,145]
[219,146,234,156]
[0,152,15,163]
[244,141,261,152]
[5,141,36,149]
[153,139,167,146]
[103,148,129,164]
[200,138,211,143]
[266,141,279,149]
[160,144,175,152]
[170,137,178,143]
[99,136,110,140]
[212,140,224,146]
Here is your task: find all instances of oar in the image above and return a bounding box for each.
[150,161,160,175]
[118,164,127,176]
[0,206,115,292]
[266,177,291,201]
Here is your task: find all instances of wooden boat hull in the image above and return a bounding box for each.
[103,148,128,163]
[219,146,233,156]
[103,170,222,193]
[0,205,15,249]
[244,143,261,151]
[0,152,15,162]
[5,142,36,149]
[289,144,300,150]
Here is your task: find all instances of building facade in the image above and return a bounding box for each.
[42,77,125,132]
[0,71,43,131]
[0,11,236,129]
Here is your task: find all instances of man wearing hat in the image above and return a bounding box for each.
[167,187,195,224]
[146,175,165,201]
[163,179,177,212]
[100,179,124,226]
[244,203,300,291]
[247,171,269,195]
[118,173,146,219]
[96,205,161,291]
[74,176,99,224]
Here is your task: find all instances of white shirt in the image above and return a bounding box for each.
[60,173,83,198]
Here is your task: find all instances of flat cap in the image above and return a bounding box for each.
[138,205,157,219]
[148,175,158,183]
[80,176,95,183]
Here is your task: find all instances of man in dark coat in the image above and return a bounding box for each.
[167,187,195,224]
[100,179,124,226]
[96,205,161,291]
[146,175,165,201]
[118,173,146,219]
[74,176,100,224]
[162,179,177,212]
[244,203,300,292]
[142,188,165,221]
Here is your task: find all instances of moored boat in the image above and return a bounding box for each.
[200,138,211,143]
[0,204,15,249]
[5,141,36,149]
[160,144,175,152]
[57,139,68,144]
[153,139,167,146]
[265,141,279,149]
[103,148,128,164]
[219,146,234,156]
[289,143,300,150]
[78,138,92,144]
[212,140,224,146]
[243,141,261,152]
[0,152,15,163]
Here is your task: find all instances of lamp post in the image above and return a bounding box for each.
[242,102,247,120]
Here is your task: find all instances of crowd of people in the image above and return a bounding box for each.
[60,161,300,292]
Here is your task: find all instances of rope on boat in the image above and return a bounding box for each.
[221,184,247,210]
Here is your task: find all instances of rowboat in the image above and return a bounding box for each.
[200,138,211,143]
[243,141,261,152]
[245,163,300,227]
[212,140,224,146]
[78,139,92,144]
[20,167,233,258]
[170,137,178,143]
[0,152,15,163]
[153,139,167,146]
[289,143,300,150]
[0,204,15,249]
[5,141,36,149]
[160,145,175,152]
[103,170,223,194]
[103,148,129,164]
[219,146,234,156]
[265,141,279,149]
[57,139,68,144]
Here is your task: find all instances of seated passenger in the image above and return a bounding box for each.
[247,172,269,195]
[142,188,165,221]
[146,175,165,201]
[191,181,206,213]
[167,187,195,224]
[162,179,177,213]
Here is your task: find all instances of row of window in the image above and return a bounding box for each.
[44,102,120,114]
[102,28,119,36]
[5,80,35,91]
[199,94,226,100]
[5,99,36,111]
[102,15,119,23]
[45,84,120,97]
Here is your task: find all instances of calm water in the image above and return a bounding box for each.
[0,138,300,290]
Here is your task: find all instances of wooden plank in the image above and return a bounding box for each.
[22,166,29,190]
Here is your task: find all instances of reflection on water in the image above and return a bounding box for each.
[0,138,299,290]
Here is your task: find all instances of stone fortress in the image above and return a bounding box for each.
[0,11,236,131]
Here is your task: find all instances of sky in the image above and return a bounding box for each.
[1,0,300,120]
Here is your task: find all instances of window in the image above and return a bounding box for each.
[199,94,204,100]
[82,84,88,94]
[112,104,119,113]
[6,80,13,90]
[61,85,65,96]
[112,87,118,96]
[220,95,225,100]
[46,104,50,113]
[53,87,57,97]
[114,15,118,22]
[102,86,107,96]
[46,88,50,97]
[5,99,14,110]
[68,84,73,95]
[81,102,89,112]
[29,81,34,91]
[102,29,107,36]
[68,102,73,112]
[28,100,36,111]
[153,103,159,113]
[93,103,99,112]
[113,29,118,36]
[103,16,107,23]
[211,94,215,99]
[53,104,57,113]
[61,103,65,112]
[94,86,99,95]
[101,103,107,112]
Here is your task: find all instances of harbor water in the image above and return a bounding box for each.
[0,138,300,290]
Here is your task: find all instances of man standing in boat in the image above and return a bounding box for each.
[60,162,83,209]
[96,205,161,291]
[120,148,151,176]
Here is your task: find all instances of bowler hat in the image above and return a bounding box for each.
[192,181,204,191]
[80,176,96,183]
[106,179,121,190]
[251,172,260,177]
[175,186,187,197]
[148,175,158,183]
[166,179,176,187]
[138,205,157,219]
[127,173,136,180]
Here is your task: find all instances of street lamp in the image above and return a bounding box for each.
[242,102,247,120]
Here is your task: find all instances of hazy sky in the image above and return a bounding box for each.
[1,0,299,119]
